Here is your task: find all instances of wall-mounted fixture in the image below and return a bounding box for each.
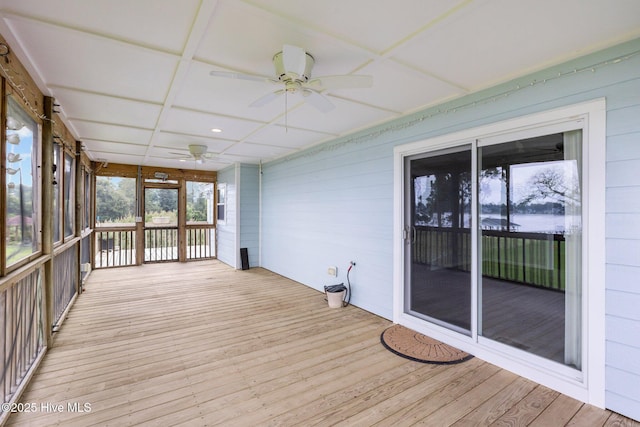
[7,152,21,163]
[6,116,23,130]
[154,172,169,181]
[7,133,20,145]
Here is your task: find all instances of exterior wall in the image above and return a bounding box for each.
[603,56,640,418]
[216,164,237,268]
[239,164,260,268]
[260,38,640,419]
[216,163,260,269]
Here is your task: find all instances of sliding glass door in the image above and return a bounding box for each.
[478,131,582,368]
[403,129,583,370]
[405,146,472,334]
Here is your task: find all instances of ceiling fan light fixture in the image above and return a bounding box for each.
[189,144,208,157]
[211,44,372,114]
[273,47,314,83]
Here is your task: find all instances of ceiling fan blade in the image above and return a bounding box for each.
[303,89,335,113]
[307,74,373,90]
[210,70,274,84]
[282,44,307,76]
[250,89,284,108]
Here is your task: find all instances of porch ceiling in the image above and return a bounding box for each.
[0,0,639,171]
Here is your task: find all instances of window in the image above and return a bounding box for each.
[53,143,61,243]
[83,169,91,230]
[5,97,40,267]
[216,183,226,224]
[95,176,136,226]
[187,181,214,224]
[63,153,75,238]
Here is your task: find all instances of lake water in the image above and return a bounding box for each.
[483,214,580,234]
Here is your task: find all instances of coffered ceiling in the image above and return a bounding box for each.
[1,0,639,170]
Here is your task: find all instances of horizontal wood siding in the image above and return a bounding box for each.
[239,164,260,268]
[262,141,394,317]
[602,41,640,421]
[260,38,640,419]
[215,166,237,268]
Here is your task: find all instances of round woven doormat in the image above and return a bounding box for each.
[380,324,473,364]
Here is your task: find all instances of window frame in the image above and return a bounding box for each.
[63,150,75,240]
[216,183,226,225]
[4,96,43,272]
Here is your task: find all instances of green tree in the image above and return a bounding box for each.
[96,178,135,222]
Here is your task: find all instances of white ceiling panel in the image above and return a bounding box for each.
[249,0,469,53]
[336,59,465,113]
[194,0,372,77]
[276,97,392,135]
[224,142,294,159]
[52,87,162,129]
[5,16,179,102]
[173,61,284,122]
[0,0,637,171]
[153,131,235,154]
[90,152,145,166]
[71,122,153,145]
[82,140,148,156]
[161,107,264,141]
[392,0,640,90]
[245,123,333,149]
[0,0,201,53]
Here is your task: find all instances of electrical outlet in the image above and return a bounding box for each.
[327,266,337,277]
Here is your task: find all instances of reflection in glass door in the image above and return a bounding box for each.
[405,146,472,334]
[144,187,179,262]
[478,131,582,368]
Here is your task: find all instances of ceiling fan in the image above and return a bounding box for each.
[170,144,215,164]
[210,44,373,113]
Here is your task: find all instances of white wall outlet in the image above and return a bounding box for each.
[327,266,337,277]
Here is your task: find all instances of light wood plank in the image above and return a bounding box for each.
[5,260,634,426]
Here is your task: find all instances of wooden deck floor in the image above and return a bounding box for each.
[6,261,637,426]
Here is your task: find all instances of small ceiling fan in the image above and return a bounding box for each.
[170,144,215,164]
[210,44,372,113]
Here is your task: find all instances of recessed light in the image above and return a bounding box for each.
[211,128,222,133]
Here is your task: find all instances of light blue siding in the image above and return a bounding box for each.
[239,164,260,268]
[216,165,236,267]
[258,38,640,419]
[216,163,261,269]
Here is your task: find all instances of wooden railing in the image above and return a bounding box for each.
[95,228,137,268]
[80,234,91,282]
[186,225,215,260]
[414,226,566,290]
[1,265,44,406]
[144,226,178,262]
[95,225,215,266]
[52,243,78,325]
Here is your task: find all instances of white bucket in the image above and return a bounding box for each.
[327,290,345,308]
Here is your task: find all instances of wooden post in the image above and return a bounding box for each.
[42,96,55,347]
[0,77,6,273]
[179,179,187,262]
[136,220,144,265]
[75,141,83,293]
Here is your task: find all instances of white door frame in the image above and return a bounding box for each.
[392,98,606,407]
